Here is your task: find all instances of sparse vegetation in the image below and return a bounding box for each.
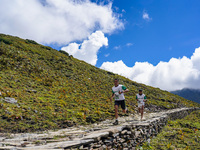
[140,110,200,150]
[0,33,199,133]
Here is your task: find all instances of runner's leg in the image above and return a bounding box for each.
[121,100,126,113]
[141,105,144,120]
[115,105,119,120]
[138,107,141,114]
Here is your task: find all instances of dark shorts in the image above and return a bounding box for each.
[115,100,126,110]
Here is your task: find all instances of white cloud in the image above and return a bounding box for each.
[105,53,110,57]
[113,45,121,50]
[100,47,200,91]
[0,0,123,45]
[113,43,133,51]
[122,9,126,13]
[61,30,108,65]
[142,11,152,21]
[126,43,133,47]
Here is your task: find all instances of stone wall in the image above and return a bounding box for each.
[64,107,199,150]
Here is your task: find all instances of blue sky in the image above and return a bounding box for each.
[96,0,200,67]
[0,0,200,90]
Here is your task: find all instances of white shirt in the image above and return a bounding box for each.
[136,93,147,104]
[112,84,127,101]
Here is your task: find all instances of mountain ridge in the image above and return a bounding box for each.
[0,33,199,133]
[171,88,200,104]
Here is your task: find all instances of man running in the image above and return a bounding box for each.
[136,89,147,120]
[110,79,129,125]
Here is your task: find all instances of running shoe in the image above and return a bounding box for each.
[113,120,118,125]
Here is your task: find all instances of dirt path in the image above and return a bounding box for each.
[0,108,194,149]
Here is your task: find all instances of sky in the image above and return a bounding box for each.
[0,0,200,91]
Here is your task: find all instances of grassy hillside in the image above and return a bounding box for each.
[140,110,200,150]
[0,34,199,133]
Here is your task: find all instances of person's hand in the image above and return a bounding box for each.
[110,97,113,103]
[119,91,123,94]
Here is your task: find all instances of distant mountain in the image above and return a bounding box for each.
[171,88,200,104]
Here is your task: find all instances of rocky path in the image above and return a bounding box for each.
[0,107,198,150]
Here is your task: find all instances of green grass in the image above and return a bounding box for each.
[140,110,200,150]
[0,33,199,133]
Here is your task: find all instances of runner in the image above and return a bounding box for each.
[110,79,129,125]
[136,89,147,120]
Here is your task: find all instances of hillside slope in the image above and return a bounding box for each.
[141,110,200,150]
[0,34,199,133]
[171,88,200,104]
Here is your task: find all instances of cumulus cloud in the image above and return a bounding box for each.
[100,47,200,91]
[61,30,108,65]
[142,11,152,21]
[0,0,123,45]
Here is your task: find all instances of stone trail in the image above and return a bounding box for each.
[0,107,198,150]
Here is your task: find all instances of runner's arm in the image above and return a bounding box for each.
[110,93,115,102]
[123,89,129,93]
[119,85,129,94]
[119,89,129,94]
[144,96,147,102]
